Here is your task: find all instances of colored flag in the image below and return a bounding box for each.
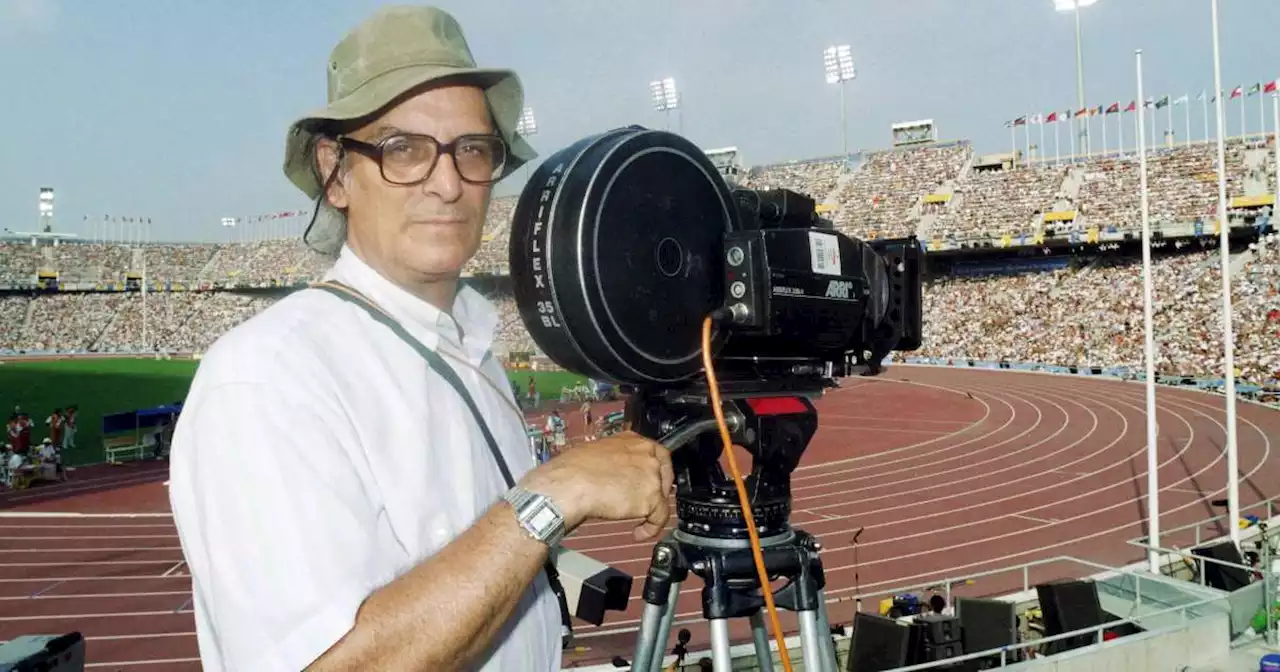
[1046,111,1059,123]
[1092,105,1103,116]
[1266,81,1278,94]
[1013,116,1027,126]
[1125,101,1137,112]
[1075,107,1088,117]
[1248,83,1261,96]
[1230,86,1243,98]
[1105,102,1120,114]
[1154,95,1170,109]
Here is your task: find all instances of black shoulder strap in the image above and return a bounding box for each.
[309,280,575,643]
[311,281,517,487]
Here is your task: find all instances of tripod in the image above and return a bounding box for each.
[630,527,838,672]
[625,388,842,672]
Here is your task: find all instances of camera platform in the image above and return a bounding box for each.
[629,528,838,672]
[624,388,841,672]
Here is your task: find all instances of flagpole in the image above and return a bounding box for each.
[1010,122,1016,162]
[1102,112,1108,155]
[1167,102,1173,147]
[1055,118,1062,166]
[1274,93,1279,215]
[1136,49,1161,574]
[1069,115,1076,159]
[1119,106,1126,154]
[1185,95,1192,148]
[1210,0,1241,550]
[1240,92,1246,138]
[1039,119,1046,164]
[1203,93,1210,142]
[1260,89,1266,137]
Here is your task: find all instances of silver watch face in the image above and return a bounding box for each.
[528,504,560,531]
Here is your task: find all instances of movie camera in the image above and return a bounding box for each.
[508,125,924,671]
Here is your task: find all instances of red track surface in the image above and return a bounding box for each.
[1,365,1277,670]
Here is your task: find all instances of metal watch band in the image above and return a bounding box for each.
[504,486,566,547]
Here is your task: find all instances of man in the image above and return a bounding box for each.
[167,7,673,672]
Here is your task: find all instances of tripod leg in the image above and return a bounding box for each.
[813,589,839,672]
[708,618,734,672]
[631,601,669,672]
[748,611,775,672]
[646,582,681,672]
[796,609,824,672]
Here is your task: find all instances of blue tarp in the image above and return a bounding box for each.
[101,403,183,435]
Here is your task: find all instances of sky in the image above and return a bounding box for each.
[2,0,1277,244]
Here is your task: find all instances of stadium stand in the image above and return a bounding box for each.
[2,134,1275,392]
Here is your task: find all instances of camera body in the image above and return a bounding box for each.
[508,125,923,394]
[716,188,922,389]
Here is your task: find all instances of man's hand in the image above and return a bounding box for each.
[519,431,674,541]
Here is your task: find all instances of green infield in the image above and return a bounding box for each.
[0,358,586,467]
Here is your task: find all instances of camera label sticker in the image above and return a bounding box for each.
[808,231,841,276]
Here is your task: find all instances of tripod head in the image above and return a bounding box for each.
[625,383,819,541]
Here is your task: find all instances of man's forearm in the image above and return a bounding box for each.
[307,501,550,671]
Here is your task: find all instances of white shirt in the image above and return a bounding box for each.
[168,246,561,672]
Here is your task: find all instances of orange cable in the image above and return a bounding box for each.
[700,316,795,672]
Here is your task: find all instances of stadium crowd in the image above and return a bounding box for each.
[2,135,1275,388]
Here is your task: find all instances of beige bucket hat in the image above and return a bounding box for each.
[283,5,537,256]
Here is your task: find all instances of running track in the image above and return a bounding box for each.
[0,365,1276,670]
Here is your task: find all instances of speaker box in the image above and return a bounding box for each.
[1192,541,1250,591]
[956,597,1018,667]
[1036,579,1104,654]
[846,612,909,672]
[905,617,963,666]
[915,613,962,645]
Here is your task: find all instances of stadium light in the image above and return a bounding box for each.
[516,106,538,137]
[1054,0,1097,156]
[649,78,680,131]
[1209,0,1241,551]
[1134,49,1161,575]
[38,188,54,233]
[824,45,856,156]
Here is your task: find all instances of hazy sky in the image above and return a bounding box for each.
[3,0,1276,243]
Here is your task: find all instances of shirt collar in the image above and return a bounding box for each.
[324,245,498,361]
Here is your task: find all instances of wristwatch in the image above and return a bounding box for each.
[504,486,567,548]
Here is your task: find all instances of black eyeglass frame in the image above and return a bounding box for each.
[337,132,509,186]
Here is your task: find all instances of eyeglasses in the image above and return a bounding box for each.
[338,132,508,186]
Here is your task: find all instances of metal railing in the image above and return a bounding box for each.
[824,555,1228,670]
[1127,493,1280,550]
[884,593,1225,671]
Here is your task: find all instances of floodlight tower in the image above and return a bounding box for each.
[38,188,54,233]
[515,107,538,180]
[649,77,680,132]
[824,45,856,156]
[1054,0,1097,156]
[516,106,538,138]
[221,217,237,244]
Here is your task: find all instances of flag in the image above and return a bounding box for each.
[1154,95,1170,109]
[1230,86,1243,99]
[1106,102,1120,114]
[1075,107,1088,117]
[1013,116,1027,126]
[1173,94,1189,105]
[1197,91,1206,101]
[1046,111,1059,123]
[1092,105,1103,116]
[1266,81,1278,94]
[1248,83,1261,96]
[1125,100,1137,112]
